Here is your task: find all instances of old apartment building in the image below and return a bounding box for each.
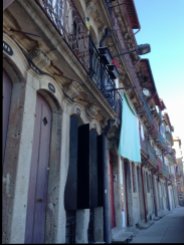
[173,137,184,206]
[3,0,181,243]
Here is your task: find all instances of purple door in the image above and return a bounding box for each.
[25,94,52,244]
[3,70,12,162]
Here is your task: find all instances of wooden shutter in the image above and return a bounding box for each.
[77,124,90,209]
[77,126,98,209]
[64,115,79,210]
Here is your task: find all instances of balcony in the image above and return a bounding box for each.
[140,94,170,154]
[37,0,90,70]
[148,143,161,169]
[89,40,118,109]
[37,0,118,110]
[141,137,161,169]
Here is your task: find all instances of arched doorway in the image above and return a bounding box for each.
[25,93,52,244]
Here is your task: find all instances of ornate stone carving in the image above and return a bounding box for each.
[86,0,106,33]
[86,104,99,119]
[62,80,82,100]
[28,48,51,70]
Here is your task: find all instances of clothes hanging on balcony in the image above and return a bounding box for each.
[118,92,141,163]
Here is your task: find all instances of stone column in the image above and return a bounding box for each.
[76,209,90,243]
[10,71,37,243]
[56,108,70,243]
[94,207,104,242]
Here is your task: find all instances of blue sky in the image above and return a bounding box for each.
[134,0,184,151]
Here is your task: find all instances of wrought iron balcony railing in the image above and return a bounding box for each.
[37,0,172,146]
[141,96,169,153]
[38,0,90,71]
[141,137,162,169]
[37,0,117,110]
[148,143,162,169]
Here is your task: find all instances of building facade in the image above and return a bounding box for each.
[173,137,184,206]
[3,0,180,243]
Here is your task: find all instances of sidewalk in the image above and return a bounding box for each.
[129,207,184,243]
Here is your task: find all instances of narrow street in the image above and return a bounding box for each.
[130,207,184,243]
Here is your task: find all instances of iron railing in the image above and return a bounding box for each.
[37,0,117,110]
[141,95,169,153]
[37,0,173,152]
[89,39,117,109]
[141,136,164,170]
[38,0,90,70]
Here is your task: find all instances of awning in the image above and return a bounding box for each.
[118,93,141,163]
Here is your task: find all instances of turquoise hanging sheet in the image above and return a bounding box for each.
[118,93,141,163]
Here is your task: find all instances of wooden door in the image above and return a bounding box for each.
[3,70,12,161]
[25,94,52,244]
